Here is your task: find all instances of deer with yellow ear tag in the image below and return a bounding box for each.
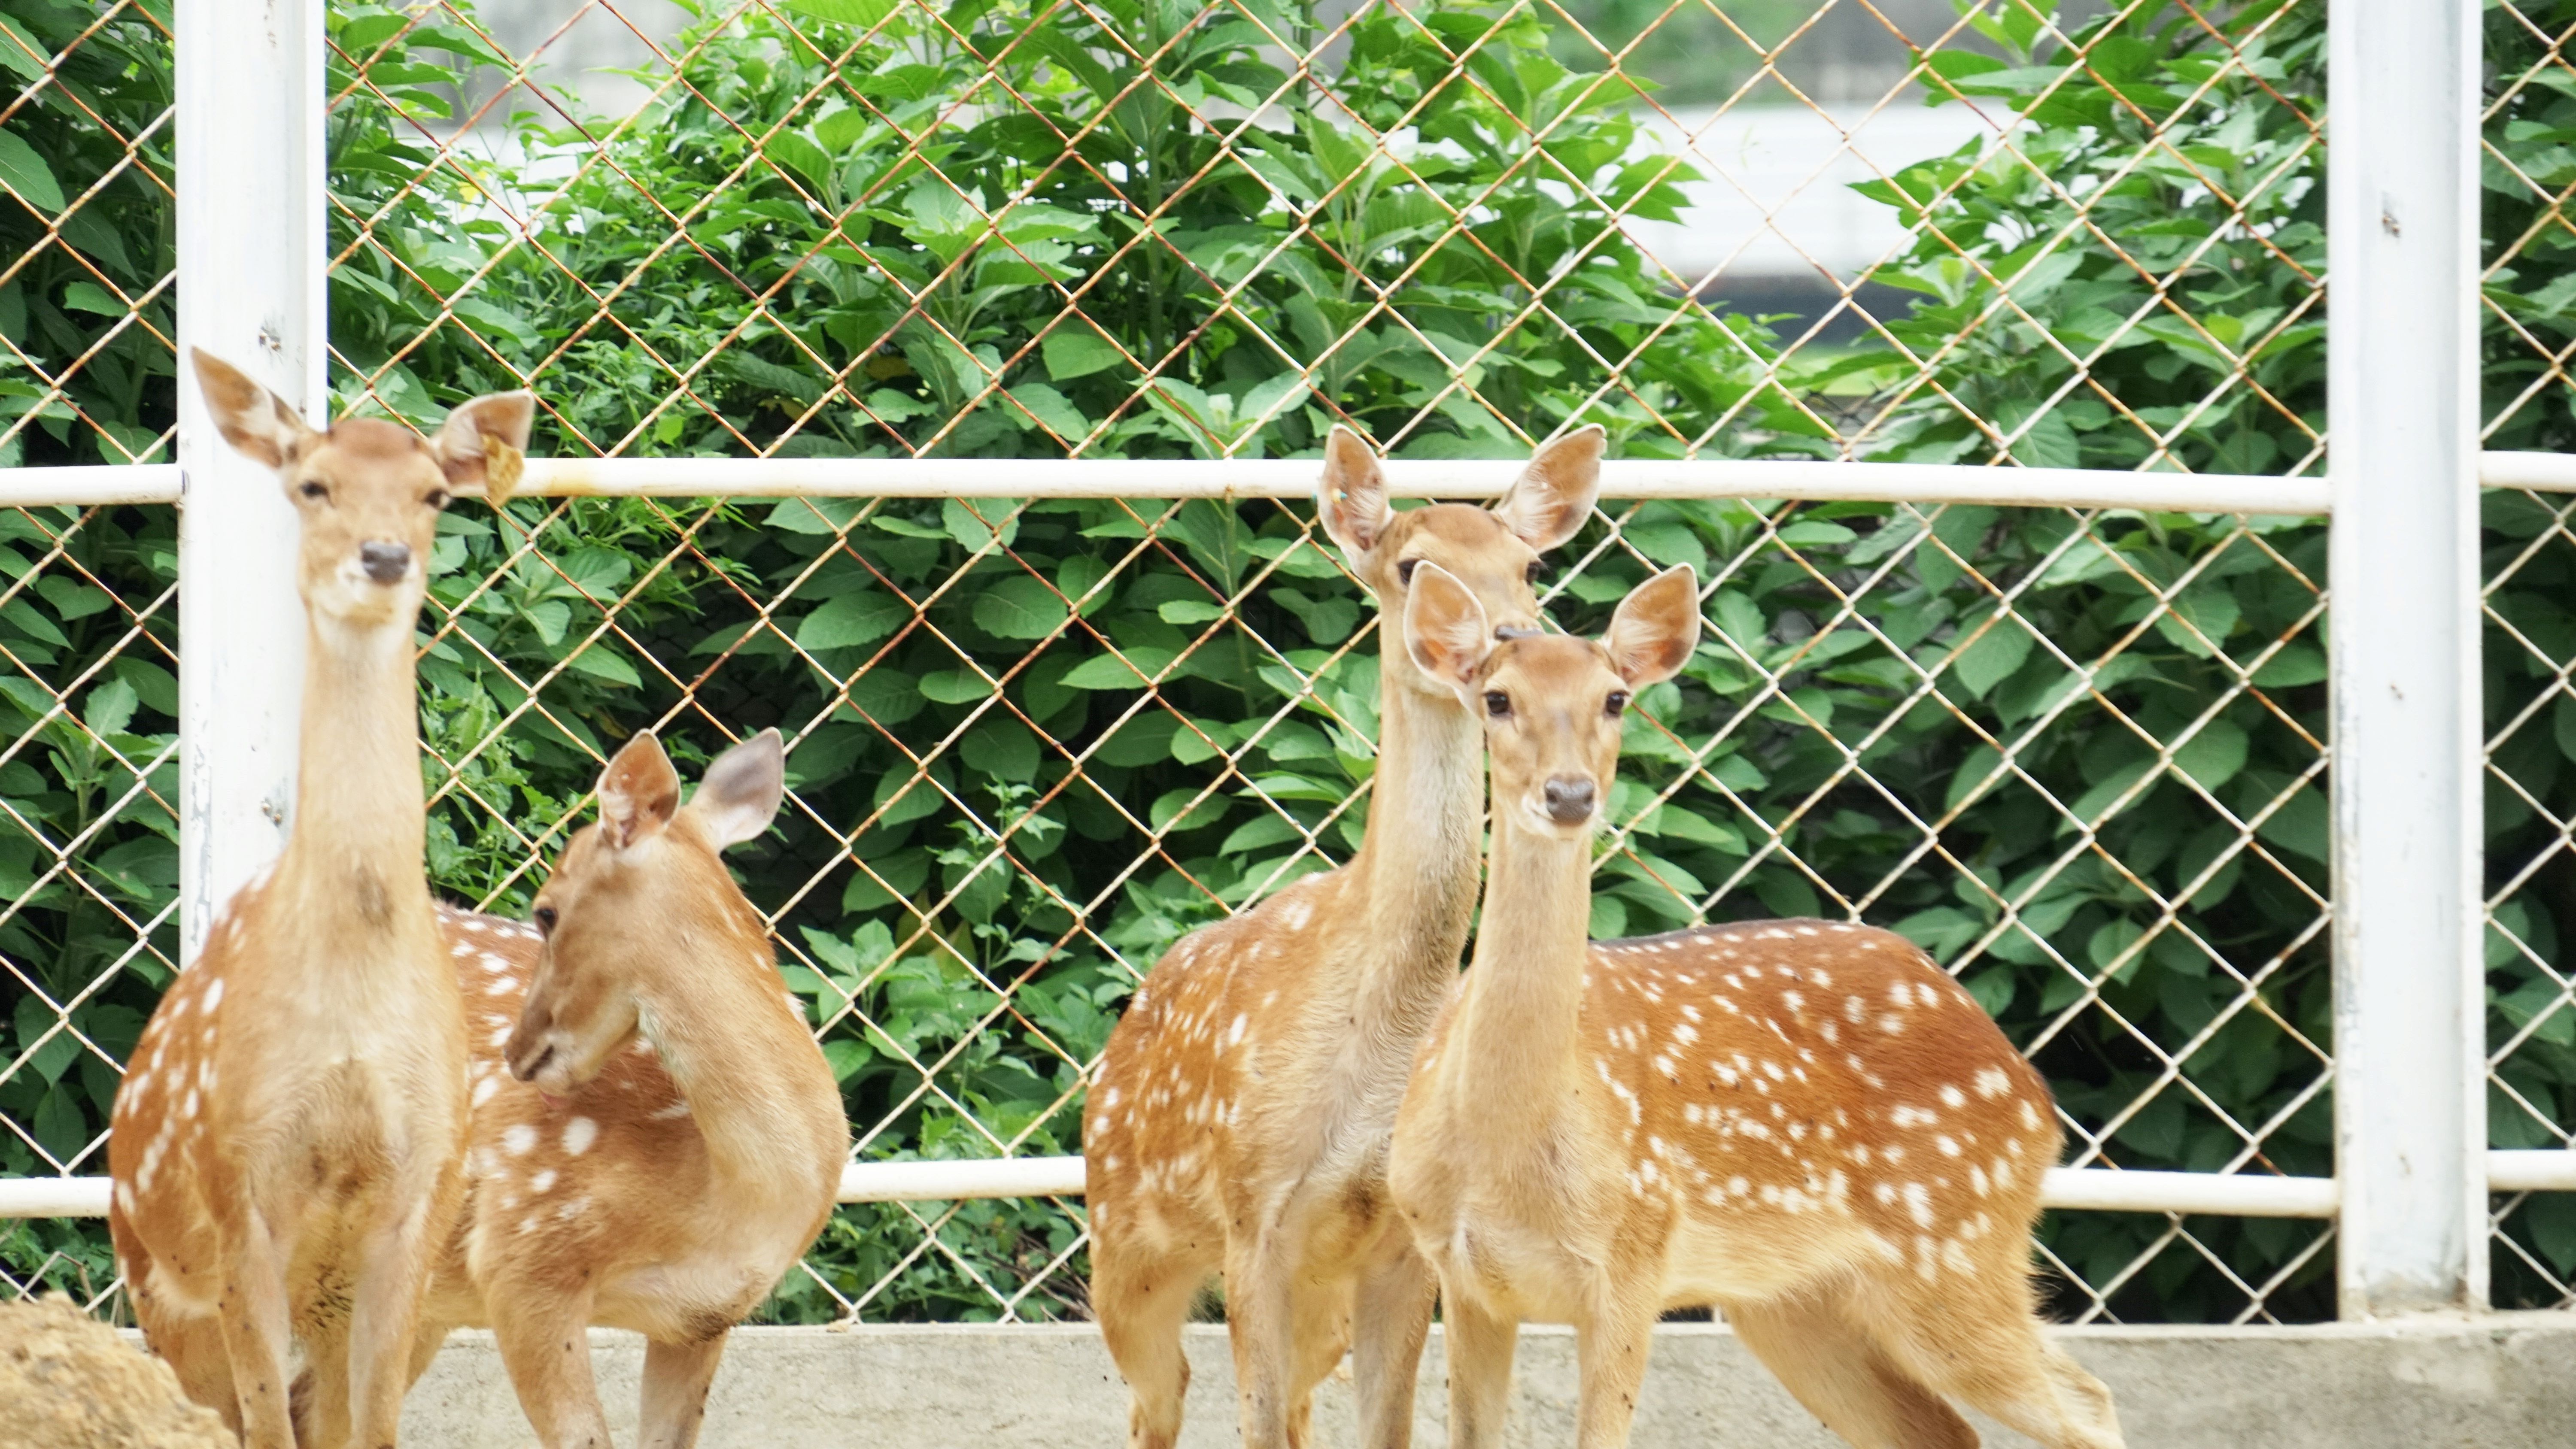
[1388,563,2123,1449]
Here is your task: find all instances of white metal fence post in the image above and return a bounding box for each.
[171,0,325,961]
[2327,0,2486,1317]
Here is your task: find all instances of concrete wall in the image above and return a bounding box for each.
[401,1315,2576,1448]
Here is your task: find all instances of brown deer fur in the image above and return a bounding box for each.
[404,731,849,1449]
[1084,426,1604,1449]
[1386,564,2124,1449]
[108,350,532,1449]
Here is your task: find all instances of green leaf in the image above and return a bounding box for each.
[1062,647,1177,689]
[972,574,1069,640]
[1952,618,2032,698]
[1043,327,1125,382]
[84,677,137,738]
[2173,720,2250,792]
[0,127,63,215]
[564,646,641,688]
[797,592,908,652]
[59,282,125,317]
[785,0,900,26]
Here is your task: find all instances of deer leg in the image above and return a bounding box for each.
[491,1288,612,1449]
[1282,1276,1353,1449]
[1721,1294,1975,1449]
[1874,1291,2123,1449]
[210,1203,299,1449]
[1440,1291,1519,1449]
[1225,1229,1305,1449]
[637,1334,729,1449]
[1093,1235,1208,1449]
[297,1324,353,1449]
[1571,1288,1659,1449]
[140,1306,241,1436]
[1348,1238,1435,1449]
[344,1173,452,1449]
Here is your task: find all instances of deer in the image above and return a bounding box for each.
[107,349,532,1448]
[1385,562,2126,1449]
[1083,424,1604,1449]
[395,728,849,1449]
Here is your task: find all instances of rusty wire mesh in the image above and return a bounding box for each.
[2481,0,2576,1312]
[0,0,2345,1325]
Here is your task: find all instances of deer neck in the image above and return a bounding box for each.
[269,617,431,938]
[632,937,838,1201]
[1437,807,1595,1152]
[1342,666,1484,1016]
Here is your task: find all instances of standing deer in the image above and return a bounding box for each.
[403,729,849,1449]
[1387,563,2125,1449]
[1083,425,1603,1449]
[108,350,532,1448]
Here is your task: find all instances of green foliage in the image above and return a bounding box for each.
[0,0,174,466]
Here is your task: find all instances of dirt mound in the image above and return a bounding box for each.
[0,1294,232,1448]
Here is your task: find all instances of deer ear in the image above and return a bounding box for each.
[431,390,538,506]
[1494,425,1604,552]
[1315,425,1394,562]
[596,732,682,851]
[1403,561,1493,703]
[687,729,786,849]
[191,348,319,471]
[1603,565,1701,688]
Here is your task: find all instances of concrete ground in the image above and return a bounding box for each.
[400,1314,2576,1447]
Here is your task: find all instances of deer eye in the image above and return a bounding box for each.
[533,905,558,935]
[1484,691,1511,718]
[299,481,327,500]
[425,488,450,510]
[1606,691,1630,717]
[1396,559,1420,586]
[1525,560,1544,583]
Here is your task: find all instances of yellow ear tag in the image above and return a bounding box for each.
[483,438,526,506]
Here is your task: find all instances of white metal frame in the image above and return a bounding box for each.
[0,0,2558,1325]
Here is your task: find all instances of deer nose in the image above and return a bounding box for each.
[1543,776,1597,824]
[358,541,411,585]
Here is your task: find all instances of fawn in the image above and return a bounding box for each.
[405,730,849,1449]
[108,350,532,1448]
[1084,425,1603,1449]
[1385,563,2125,1449]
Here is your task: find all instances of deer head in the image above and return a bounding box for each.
[191,348,533,633]
[505,729,787,1097]
[1314,425,1605,698]
[1405,561,1700,838]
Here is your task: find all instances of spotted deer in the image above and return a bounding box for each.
[1386,563,2125,1449]
[1083,425,1604,1449]
[108,350,532,1448]
[402,730,848,1449]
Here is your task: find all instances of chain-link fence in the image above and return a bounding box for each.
[0,0,2537,1335]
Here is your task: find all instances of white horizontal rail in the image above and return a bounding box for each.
[2487,1150,2576,1193]
[3,453,2573,509]
[0,464,182,506]
[523,456,2330,513]
[2481,451,2576,492]
[0,1162,2372,1220]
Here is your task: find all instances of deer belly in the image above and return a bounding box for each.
[596,1214,815,1340]
[1659,1213,1888,1306]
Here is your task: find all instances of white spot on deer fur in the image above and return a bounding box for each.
[1780,991,1804,1012]
[1904,1182,1934,1228]
[199,979,223,1014]
[1879,1015,1906,1034]
[1225,1015,1247,1048]
[1279,898,1314,930]
[480,953,509,973]
[484,979,514,997]
[1916,981,1943,1008]
[1762,928,1790,940]
[1971,1165,1991,1197]
[1844,996,1865,1022]
[490,1026,511,1049]
[2019,1100,2042,1131]
[562,1117,598,1156]
[530,1170,557,1194]
[1935,1134,1962,1157]
[472,1076,500,1108]
[1939,1084,1967,1109]
[1975,1066,2012,1099]
[503,1125,537,1156]
[114,1182,135,1215]
[180,1089,199,1119]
